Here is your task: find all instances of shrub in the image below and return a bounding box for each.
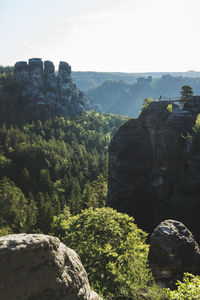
[165,273,200,300]
[167,104,172,113]
[141,97,153,112]
[52,207,152,299]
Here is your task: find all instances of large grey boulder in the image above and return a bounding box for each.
[0,233,102,300]
[148,219,200,288]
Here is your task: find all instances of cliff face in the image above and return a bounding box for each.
[0,58,93,123]
[107,99,200,236]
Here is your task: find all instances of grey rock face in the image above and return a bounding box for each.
[149,219,200,288]
[44,60,55,74]
[184,96,200,117]
[0,57,95,122]
[14,61,29,72]
[59,61,71,75]
[107,101,195,232]
[0,233,102,300]
[107,118,153,222]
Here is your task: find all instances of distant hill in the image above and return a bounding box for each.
[72,70,200,91]
[84,75,200,117]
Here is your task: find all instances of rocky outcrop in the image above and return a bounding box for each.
[184,96,200,118]
[0,233,102,300]
[107,100,200,234]
[149,219,200,288]
[107,118,154,229]
[0,58,95,123]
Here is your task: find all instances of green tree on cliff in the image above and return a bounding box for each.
[180,85,193,103]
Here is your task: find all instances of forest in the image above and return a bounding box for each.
[0,111,128,235]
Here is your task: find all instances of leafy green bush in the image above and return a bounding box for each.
[52,207,152,299]
[191,113,200,155]
[165,273,200,300]
[167,104,172,113]
[141,97,153,112]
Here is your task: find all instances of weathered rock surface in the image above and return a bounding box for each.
[184,96,200,117]
[0,233,102,300]
[149,219,200,288]
[107,99,200,234]
[0,58,95,123]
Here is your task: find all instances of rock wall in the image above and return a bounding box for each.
[107,100,199,234]
[0,58,94,123]
[0,233,102,300]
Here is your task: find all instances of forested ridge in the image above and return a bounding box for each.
[0,111,128,235]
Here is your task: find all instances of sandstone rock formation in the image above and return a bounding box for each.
[149,219,200,288]
[107,100,199,235]
[0,58,94,123]
[0,233,102,300]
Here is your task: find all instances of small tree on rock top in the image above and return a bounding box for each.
[180,85,193,103]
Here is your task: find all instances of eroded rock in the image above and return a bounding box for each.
[148,219,200,288]
[0,58,96,123]
[0,233,102,300]
[107,100,196,233]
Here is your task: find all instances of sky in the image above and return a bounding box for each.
[1,0,200,72]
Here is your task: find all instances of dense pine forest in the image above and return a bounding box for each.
[0,111,128,235]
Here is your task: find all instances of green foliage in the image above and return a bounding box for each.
[167,104,173,113]
[52,207,152,299]
[0,112,127,233]
[0,65,13,75]
[191,113,200,155]
[0,178,37,232]
[0,226,13,237]
[0,72,18,94]
[141,97,153,112]
[180,85,193,103]
[165,273,200,299]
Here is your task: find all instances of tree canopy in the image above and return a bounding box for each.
[180,85,193,102]
[51,207,152,299]
[0,112,128,234]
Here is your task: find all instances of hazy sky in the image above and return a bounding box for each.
[1,0,200,72]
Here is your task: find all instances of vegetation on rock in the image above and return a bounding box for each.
[180,85,193,103]
[51,207,155,299]
[165,273,200,300]
[141,97,153,112]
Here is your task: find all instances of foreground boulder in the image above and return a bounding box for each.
[149,219,200,288]
[0,233,102,300]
